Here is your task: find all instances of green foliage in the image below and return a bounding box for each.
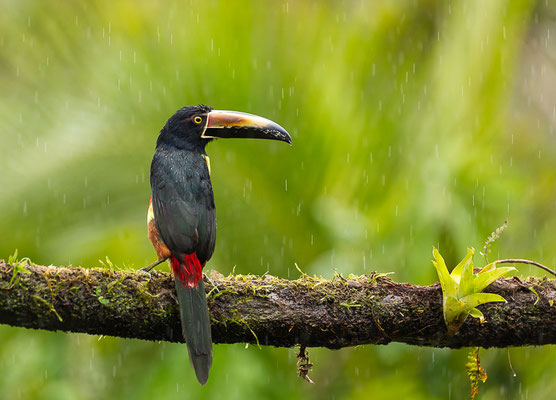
[432,248,515,334]
[7,249,31,287]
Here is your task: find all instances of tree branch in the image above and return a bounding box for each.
[0,261,554,349]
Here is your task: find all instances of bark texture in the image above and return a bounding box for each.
[0,261,554,349]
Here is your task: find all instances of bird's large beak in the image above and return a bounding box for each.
[201,110,292,145]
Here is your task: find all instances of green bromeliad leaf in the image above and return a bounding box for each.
[432,247,515,335]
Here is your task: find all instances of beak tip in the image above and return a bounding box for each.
[281,131,293,146]
[282,134,293,147]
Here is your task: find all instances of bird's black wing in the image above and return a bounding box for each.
[151,150,216,263]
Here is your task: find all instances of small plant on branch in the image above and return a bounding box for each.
[432,247,516,335]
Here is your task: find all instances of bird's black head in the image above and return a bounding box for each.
[157,105,292,152]
[157,104,213,151]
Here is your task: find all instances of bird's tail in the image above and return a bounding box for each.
[171,255,212,385]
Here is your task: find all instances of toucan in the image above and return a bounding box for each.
[143,105,292,385]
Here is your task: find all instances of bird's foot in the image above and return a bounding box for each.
[140,258,167,273]
[137,269,152,279]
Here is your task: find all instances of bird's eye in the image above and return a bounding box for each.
[194,116,203,124]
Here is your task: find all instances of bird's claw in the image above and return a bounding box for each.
[137,269,152,279]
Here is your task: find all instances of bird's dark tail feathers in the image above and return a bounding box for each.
[172,256,212,385]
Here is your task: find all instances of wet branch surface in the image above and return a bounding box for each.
[0,261,554,349]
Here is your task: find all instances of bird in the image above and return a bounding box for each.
[143,104,292,385]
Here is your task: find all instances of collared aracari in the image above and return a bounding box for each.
[144,105,291,385]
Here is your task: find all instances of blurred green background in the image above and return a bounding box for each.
[1,0,555,398]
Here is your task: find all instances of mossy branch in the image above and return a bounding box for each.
[0,261,555,349]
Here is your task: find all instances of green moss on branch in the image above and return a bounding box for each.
[0,261,554,349]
